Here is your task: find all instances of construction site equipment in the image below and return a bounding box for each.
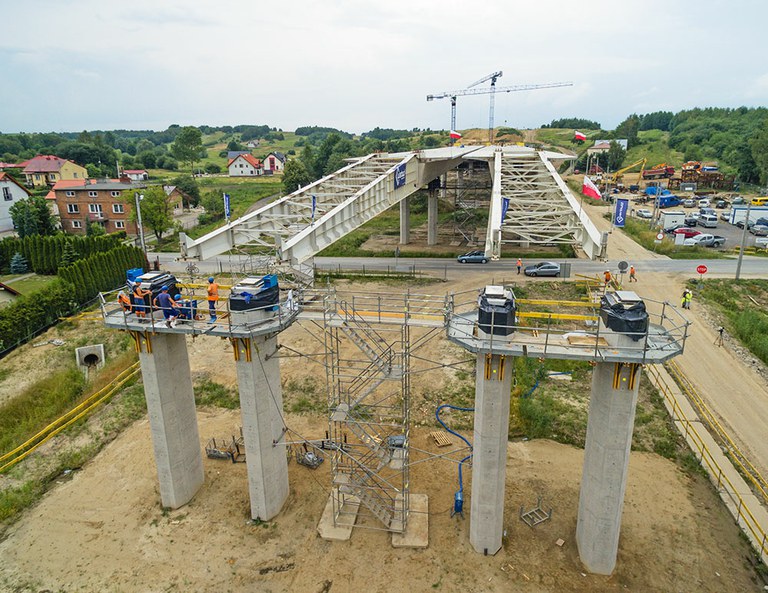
[602,158,647,188]
[205,432,246,463]
[426,79,572,142]
[520,497,553,527]
[295,444,324,469]
[642,163,675,179]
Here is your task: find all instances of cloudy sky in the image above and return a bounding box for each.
[2,0,766,134]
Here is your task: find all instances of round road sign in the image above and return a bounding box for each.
[656,232,664,241]
[697,265,708,274]
[618,261,628,271]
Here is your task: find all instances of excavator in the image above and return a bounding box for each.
[601,158,647,191]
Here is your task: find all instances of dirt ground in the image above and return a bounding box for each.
[1,203,767,591]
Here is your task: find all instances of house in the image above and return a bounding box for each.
[228,154,262,177]
[587,139,628,156]
[51,178,143,235]
[163,185,188,212]
[22,155,88,188]
[227,150,252,161]
[245,140,260,149]
[124,169,149,182]
[263,152,286,173]
[0,172,31,233]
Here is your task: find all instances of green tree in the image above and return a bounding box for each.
[59,242,79,268]
[9,196,57,238]
[749,119,768,185]
[86,219,106,237]
[199,190,225,224]
[170,174,201,208]
[10,252,28,273]
[282,159,312,193]
[204,162,221,174]
[615,115,640,149]
[134,186,173,242]
[606,141,627,171]
[171,126,203,173]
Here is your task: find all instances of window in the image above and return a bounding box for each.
[66,190,75,197]
[67,204,79,213]
[72,220,82,229]
[114,221,125,229]
[73,173,79,178]
[111,191,120,197]
[49,174,57,181]
[112,203,124,214]
[88,191,97,197]
[2,187,11,201]
[88,204,103,214]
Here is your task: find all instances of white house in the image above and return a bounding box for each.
[123,169,149,181]
[0,172,31,233]
[263,152,286,173]
[228,154,263,177]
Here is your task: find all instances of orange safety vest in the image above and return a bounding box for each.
[207,282,219,302]
[604,271,612,283]
[516,259,522,267]
[118,292,131,311]
[630,266,636,275]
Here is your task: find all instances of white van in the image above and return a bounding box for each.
[700,214,718,228]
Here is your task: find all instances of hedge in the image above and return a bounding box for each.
[58,245,146,304]
[0,234,124,275]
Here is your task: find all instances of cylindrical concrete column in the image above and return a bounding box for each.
[469,353,513,555]
[138,332,204,509]
[399,196,411,245]
[234,334,289,521]
[577,360,642,574]
[427,193,438,246]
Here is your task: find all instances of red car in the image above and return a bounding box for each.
[673,227,701,239]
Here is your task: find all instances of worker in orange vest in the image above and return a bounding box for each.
[207,276,219,323]
[516,258,522,275]
[603,269,612,287]
[629,265,637,282]
[117,290,132,314]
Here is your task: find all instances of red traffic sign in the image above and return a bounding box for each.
[696,265,708,275]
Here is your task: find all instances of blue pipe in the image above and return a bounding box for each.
[436,404,474,517]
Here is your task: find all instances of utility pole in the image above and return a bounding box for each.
[735,200,752,280]
[134,192,147,258]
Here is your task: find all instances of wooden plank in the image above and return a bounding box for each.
[430,431,452,447]
[566,335,609,347]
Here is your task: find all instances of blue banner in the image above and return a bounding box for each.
[311,195,316,222]
[394,163,406,189]
[224,193,231,220]
[614,198,629,228]
[500,197,510,224]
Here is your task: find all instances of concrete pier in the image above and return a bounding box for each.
[137,332,204,509]
[427,193,438,246]
[399,196,410,245]
[469,352,513,555]
[576,359,642,574]
[233,334,289,521]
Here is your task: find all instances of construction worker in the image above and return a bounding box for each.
[516,258,522,275]
[207,276,219,323]
[603,269,612,287]
[173,294,190,321]
[629,265,637,282]
[680,289,692,310]
[153,286,179,328]
[132,281,151,321]
[117,290,132,314]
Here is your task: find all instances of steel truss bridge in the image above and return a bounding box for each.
[179,146,605,264]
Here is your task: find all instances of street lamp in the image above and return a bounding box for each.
[134,191,147,257]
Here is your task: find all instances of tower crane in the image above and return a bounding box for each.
[427,79,573,143]
[466,71,503,143]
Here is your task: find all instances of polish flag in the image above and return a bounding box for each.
[449,130,462,140]
[582,175,602,200]
[574,131,587,141]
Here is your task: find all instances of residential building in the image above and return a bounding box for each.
[0,172,31,233]
[263,152,286,173]
[228,153,262,177]
[245,140,260,148]
[227,150,252,161]
[163,185,188,212]
[587,139,628,156]
[124,169,149,181]
[22,155,88,188]
[51,179,142,235]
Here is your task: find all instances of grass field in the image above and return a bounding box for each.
[0,273,60,296]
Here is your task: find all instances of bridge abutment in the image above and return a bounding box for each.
[399,196,410,245]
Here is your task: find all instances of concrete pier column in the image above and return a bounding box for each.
[399,196,411,245]
[427,193,438,246]
[470,353,513,555]
[137,332,204,509]
[233,334,289,521]
[577,360,642,574]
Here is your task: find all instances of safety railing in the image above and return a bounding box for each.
[648,364,768,561]
[444,288,690,362]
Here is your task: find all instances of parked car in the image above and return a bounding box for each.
[732,196,746,205]
[635,208,653,219]
[756,217,768,227]
[682,198,696,208]
[457,250,489,264]
[684,215,699,226]
[665,223,686,233]
[698,198,711,208]
[736,220,754,229]
[720,210,732,221]
[749,224,768,236]
[524,262,561,277]
[756,237,768,249]
[715,200,728,209]
[683,234,726,247]
[673,227,701,239]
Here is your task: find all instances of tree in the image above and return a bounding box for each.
[606,141,627,171]
[199,190,225,224]
[749,119,768,185]
[614,115,640,149]
[205,162,221,174]
[134,186,173,242]
[59,242,79,268]
[171,174,201,208]
[9,196,57,238]
[282,159,312,193]
[86,219,106,237]
[171,126,203,173]
[10,252,28,273]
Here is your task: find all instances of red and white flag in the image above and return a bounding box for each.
[582,175,601,200]
[574,130,587,141]
[449,130,462,140]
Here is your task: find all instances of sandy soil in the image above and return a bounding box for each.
[1,203,767,592]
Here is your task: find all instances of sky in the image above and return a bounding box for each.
[2,0,767,135]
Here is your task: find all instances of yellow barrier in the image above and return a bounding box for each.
[0,362,141,473]
[648,365,768,558]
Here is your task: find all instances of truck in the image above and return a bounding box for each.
[683,233,726,247]
[643,163,675,179]
[655,195,681,209]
